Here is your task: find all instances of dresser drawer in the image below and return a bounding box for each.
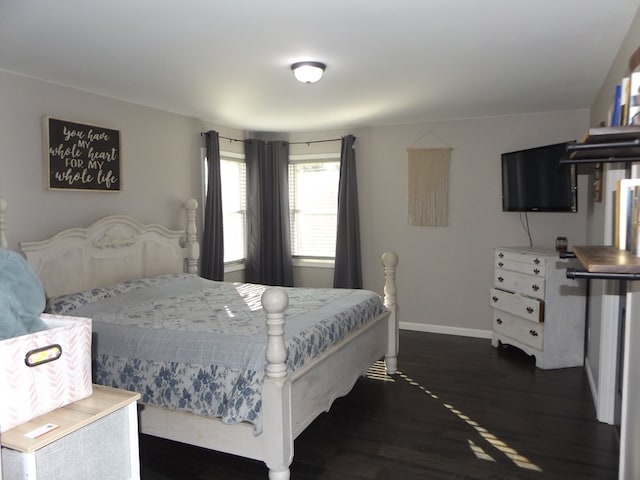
[490,288,544,323]
[493,310,543,350]
[495,249,546,275]
[494,269,546,300]
[494,257,546,277]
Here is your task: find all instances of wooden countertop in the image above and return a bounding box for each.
[1,385,140,453]
[573,246,640,274]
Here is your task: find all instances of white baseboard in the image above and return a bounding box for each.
[584,355,602,421]
[400,321,492,339]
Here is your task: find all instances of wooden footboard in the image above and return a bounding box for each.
[138,312,393,479]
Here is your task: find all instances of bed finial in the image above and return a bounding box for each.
[262,287,289,380]
[184,198,199,273]
[0,198,7,248]
[382,251,399,374]
[381,251,398,304]
[261,286,293,479]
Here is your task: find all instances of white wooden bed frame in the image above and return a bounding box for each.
[12,198,398,480]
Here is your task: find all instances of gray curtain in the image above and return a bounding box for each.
[333,134,362,288]
[201,130,225,280]
[244,139,293,286]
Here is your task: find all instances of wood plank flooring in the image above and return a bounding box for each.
[139,330,619,479]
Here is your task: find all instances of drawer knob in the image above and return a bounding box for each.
[529,329,539,337]
[492,296,499,303]
[526,306,534,314]
[533,268,540,275]
[498,261,504,267]
[497,276,504,283]
[532,284,540,291]
[498,252,504,258]
[534,258,540,265]
[496,318,503,325]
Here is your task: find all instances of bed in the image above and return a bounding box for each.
[12,198,399,480]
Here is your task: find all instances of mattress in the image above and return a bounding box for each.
[46,274,385,433]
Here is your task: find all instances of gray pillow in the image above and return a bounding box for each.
[0,248,47,340]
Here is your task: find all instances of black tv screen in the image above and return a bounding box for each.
[501,142,577,212]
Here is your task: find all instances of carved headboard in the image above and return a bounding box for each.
[20,199,199,298]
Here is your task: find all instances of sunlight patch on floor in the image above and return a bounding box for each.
[395,370,543,472]
[365,360,395,382]
[468,439,496,462]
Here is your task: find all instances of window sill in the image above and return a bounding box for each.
[224,261,245,273]
[293,257,335,269]
[223,258,335,272]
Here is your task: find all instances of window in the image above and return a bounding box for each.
[288,154,340,258]
[204,149,339,263]
[203,151,246,264]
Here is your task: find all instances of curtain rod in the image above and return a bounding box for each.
[200,132,349,145]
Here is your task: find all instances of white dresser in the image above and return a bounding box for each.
[489,247,586,369]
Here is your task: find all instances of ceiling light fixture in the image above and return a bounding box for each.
[291,61,326,84]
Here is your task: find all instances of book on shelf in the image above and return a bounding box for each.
[612,83,622,126]
[620,76,630,126]
[616,179,640,256]
[627,73,640,125]
[630,185,640,256]
[627,47,640,125]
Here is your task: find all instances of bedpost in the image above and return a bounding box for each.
[184,198,199,274]
[382,251,399,375]
[0,198,7,248]
[261,287,293,480]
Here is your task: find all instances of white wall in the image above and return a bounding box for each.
[0,69,590,337]
[357,114,589,334]
[288,111,590,334]
[0,69,243,256]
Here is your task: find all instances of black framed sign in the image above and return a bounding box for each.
[45,117,121,191]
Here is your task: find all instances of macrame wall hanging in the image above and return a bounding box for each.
[407,148,451,226]
[406,128,452,227]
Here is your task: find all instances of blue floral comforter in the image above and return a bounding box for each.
[46,274,386,433]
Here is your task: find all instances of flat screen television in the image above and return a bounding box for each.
[501,141,577,212]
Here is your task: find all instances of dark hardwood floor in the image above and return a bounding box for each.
[139,330,619,479]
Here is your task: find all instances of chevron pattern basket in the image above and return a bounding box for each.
[0,314,92,433]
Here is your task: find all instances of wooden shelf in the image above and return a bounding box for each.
[563,126,640,163]
[562,128,640,278]
[572,246,640,274]
[579,126,640,143]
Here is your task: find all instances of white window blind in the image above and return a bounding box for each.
[288,155,340,258]
[203,151,246,264]
[205,149,338,263]
[220,156,246,263]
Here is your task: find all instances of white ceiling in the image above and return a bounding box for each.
[1,1,639,133]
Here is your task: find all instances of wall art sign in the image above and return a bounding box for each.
[45,117,121,191]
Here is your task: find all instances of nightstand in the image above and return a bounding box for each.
[1,385,140,480]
